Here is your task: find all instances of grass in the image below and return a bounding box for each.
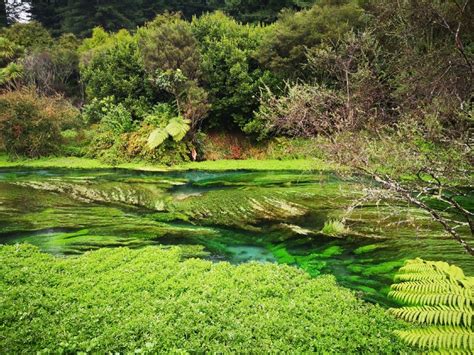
[0,154,338,172]
[0,244,412,353]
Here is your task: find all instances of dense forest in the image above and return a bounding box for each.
[0,0,473,353]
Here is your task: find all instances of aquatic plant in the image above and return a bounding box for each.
[389,258,474,352]
[321,220,347,236]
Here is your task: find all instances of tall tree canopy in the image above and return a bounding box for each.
[8,0,312,36]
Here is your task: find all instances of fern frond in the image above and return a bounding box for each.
[390,258,473,352]
[395,327,473,350]
[394,272,455,282]
[389,290,471,308]
[389,305,472,327]
[147,128,169,149]
[391,281,470,297]
[165,117,190,142]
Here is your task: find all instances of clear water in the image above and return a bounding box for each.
[0,167,472,305]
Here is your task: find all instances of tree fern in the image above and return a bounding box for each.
[395,327,473,350]
[147,116,190,149]
[165,116,190,142]
[391,306,472,327]
[147,128,168,149]
[389,258,473,352]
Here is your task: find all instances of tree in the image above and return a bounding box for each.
[191,11,277,130]
[138,13,201,81]
[79,27,153,117]
[0,1,7,27]
[368,0,473,130]
[1,21,53,50]
[138,13,208,132]
[257,0,366,78]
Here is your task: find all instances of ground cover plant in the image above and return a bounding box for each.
[0,244,413,353]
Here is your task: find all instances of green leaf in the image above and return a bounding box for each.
[147,128,169,149]
[165,116,190,142]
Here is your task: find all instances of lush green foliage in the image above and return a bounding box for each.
[0,89,79,157]
[79,28,152,115]
[0,244,412,353]
[257,0,366,78]
[21,0,305,36]
[389,259,474,351]
[321,220,347,236]
[191,12,276,129]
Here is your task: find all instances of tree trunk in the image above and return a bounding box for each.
[0,0,7,27]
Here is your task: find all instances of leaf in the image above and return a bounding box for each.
[389,258,473,352]
[147,128,169,149]
[165,117,191,142]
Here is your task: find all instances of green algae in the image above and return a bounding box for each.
[354,243,386,255]
[319,245,344,257]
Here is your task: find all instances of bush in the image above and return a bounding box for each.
[0,21,53,51]
[257,1,366,78]
[21,34,80,98]
[79,28,153,117]
[0,244,413,353]
[246,83,346,140]
[191,12,277,130]
[0,89,79,158]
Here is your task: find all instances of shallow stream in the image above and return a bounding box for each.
[1,167,472,304]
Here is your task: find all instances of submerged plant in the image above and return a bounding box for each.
[389,258,473,352]
[321,220,347,236]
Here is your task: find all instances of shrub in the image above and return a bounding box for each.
[257,1,366,78]
[246,83,346,140]
[1,21,53,51]
[79,28,153,117]
[0,244,412,353]
[191,12,277,130]
[0,89,79,158]
[99,103,134,135]
[20,36,80,98]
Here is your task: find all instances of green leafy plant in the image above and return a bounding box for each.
[147,116,191,149]
[389,258,474,352]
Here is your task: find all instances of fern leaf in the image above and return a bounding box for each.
[389,306,472,327]
[391,281,470,295]
[395,327,473,350]
[165,117,190,142]
[390,258,473,352]
[147,128,169,149]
